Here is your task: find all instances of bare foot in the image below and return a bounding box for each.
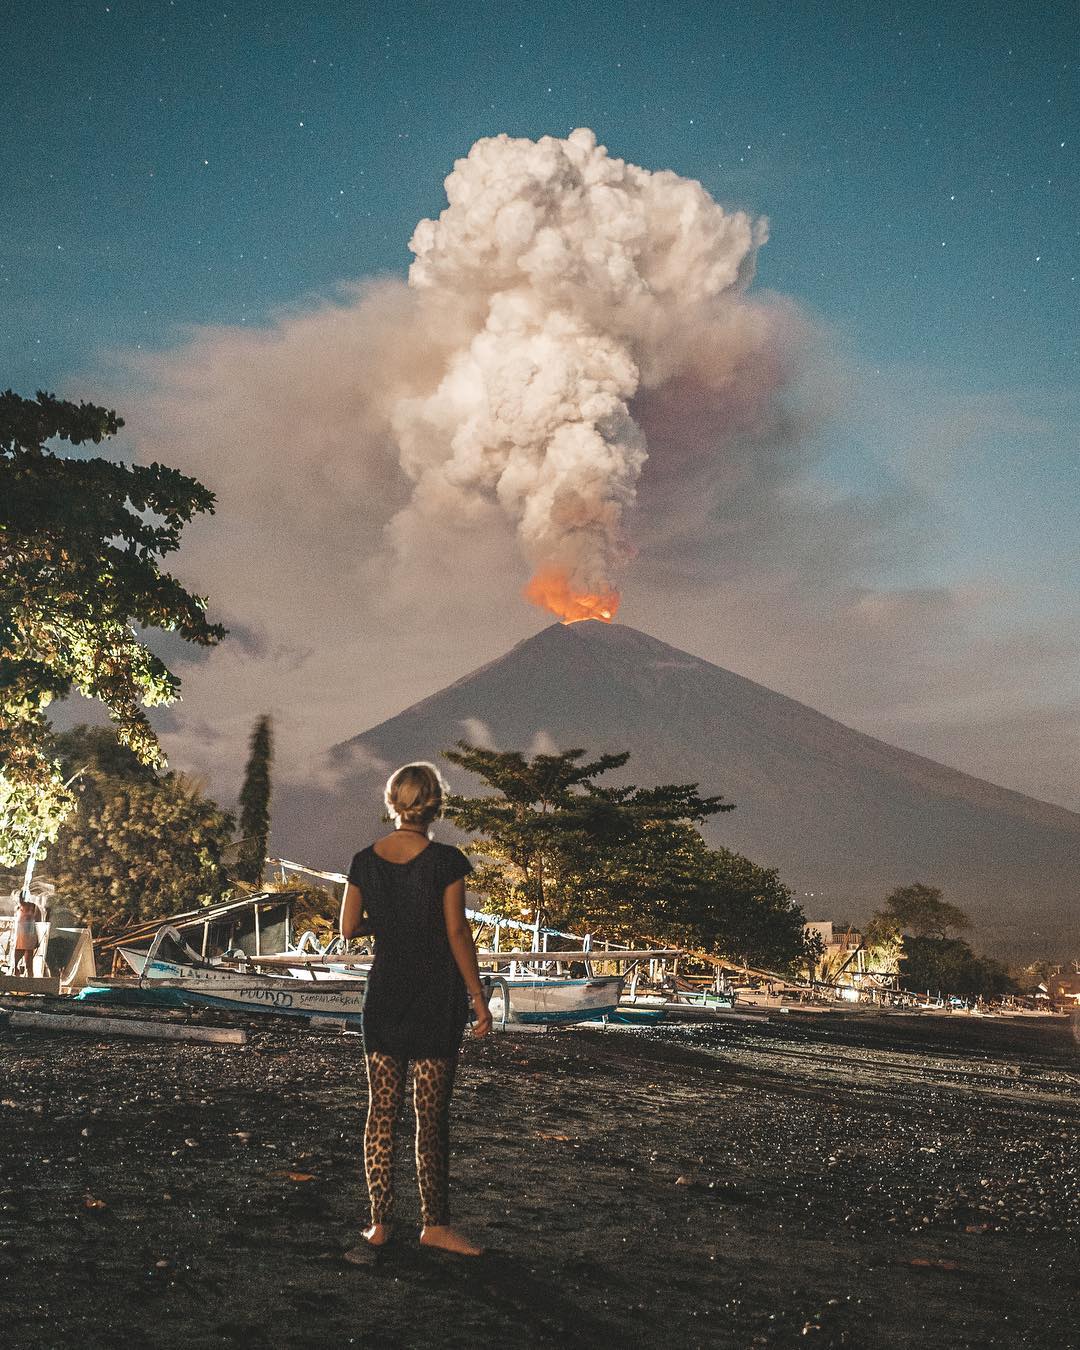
[343,1223,392,1263]
[419,1224,483,1256]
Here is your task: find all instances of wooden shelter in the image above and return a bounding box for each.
[97,892,301,973]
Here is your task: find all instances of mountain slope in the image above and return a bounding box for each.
[282,621,1079,957]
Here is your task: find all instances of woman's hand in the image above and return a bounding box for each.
[470,988,493,1038]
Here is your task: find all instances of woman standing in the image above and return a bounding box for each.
[339,762,492,1259]
[12,895,41,977]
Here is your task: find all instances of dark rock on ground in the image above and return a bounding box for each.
[0,1008,1077,1348]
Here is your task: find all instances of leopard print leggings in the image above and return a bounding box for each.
[364,1051,456,1226]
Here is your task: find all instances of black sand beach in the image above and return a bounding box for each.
[1,1010,1077,1349]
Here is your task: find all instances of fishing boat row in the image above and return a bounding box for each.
[76,928,369,1022]
[77,925,644,1028]
[64,859,774,1031]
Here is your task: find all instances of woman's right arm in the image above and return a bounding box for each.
[339,882,367,940]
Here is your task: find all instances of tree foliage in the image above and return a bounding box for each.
[858,917,905,984]
[236,714,273,884]
[443,742,729,930]
[1010,960,1056,995]
[868,883,1011,997]
[875,882,970,940]
[42,727,234,934]
[659,840,814,971]
[868,884,1010,998]
[0,389,223,865]
[899,935,1014,1000]
[443,742,812,970]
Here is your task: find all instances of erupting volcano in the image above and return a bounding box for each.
[279,621,1080,961]
[523,568,619,624]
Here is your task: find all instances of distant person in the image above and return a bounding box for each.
[339,761,491,1260]
[12,896,41,977]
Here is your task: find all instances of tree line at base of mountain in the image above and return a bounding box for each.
[18,725,1046,993]
[30,730,816,970]
[866,884,1015,999]
[443,741,815,970]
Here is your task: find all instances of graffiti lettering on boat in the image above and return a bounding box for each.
[238,987,295,1008]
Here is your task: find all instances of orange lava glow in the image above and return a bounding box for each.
[523,568,619,624]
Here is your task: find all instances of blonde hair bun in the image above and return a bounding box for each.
[384,761,446,828]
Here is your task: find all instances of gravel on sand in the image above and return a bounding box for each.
[0,1007,1077,1349]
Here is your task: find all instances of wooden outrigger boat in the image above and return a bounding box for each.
[104,926,644,1029]
[486,974,625,1025]
[90,927,369,1023]
[265,856,691,1029]
[254,949,632,1027]
[95,872,767,1031]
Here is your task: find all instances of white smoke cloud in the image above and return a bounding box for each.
[528,730,560,757]
[388,127,772,597]
[122,131,795,624]
[458,717,496,749]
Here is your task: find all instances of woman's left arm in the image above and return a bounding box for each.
[339,882,367,940]
[443,879,492,1037]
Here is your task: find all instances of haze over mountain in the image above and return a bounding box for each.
[282,621,1079,960]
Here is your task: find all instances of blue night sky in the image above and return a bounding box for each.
[6,1,1076,387]
[4,0,1079,807]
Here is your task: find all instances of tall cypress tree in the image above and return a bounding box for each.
[236,714,272,884]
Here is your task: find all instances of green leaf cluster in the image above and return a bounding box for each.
[43,727,234,934]
[0,389,223,865]
[869,882,1011,999]
[872,882,971,940]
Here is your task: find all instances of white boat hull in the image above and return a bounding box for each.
[118,944,366,1019]
[168,978,366,1019]
[488,975,624,1025]
[120,948,246,983]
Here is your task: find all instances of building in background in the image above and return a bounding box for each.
[1047,965,1080,1009]
[804,920,899,1002]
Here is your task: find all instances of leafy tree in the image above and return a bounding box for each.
[236,714,272,884]
[1011,959,1056,995]
[860,915,905,984]
[0,389,223,867]
[263,876,339,949]
[443,742,730,931]
[443,741,810,969]
[42,726,234,934]
[671,844,814,971]
[875,882,970,940]
[443,743,630,927]
[555,818,812,969]
[899,934,1014,1000]
[555,814,713,937]
[975,954,1015,999]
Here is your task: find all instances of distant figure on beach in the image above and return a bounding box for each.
[11,896,41,977]
[339,761,492,1260]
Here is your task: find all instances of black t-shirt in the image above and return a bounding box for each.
[347,841,473,1059]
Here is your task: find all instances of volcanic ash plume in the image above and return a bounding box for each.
[387,128,770,622]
